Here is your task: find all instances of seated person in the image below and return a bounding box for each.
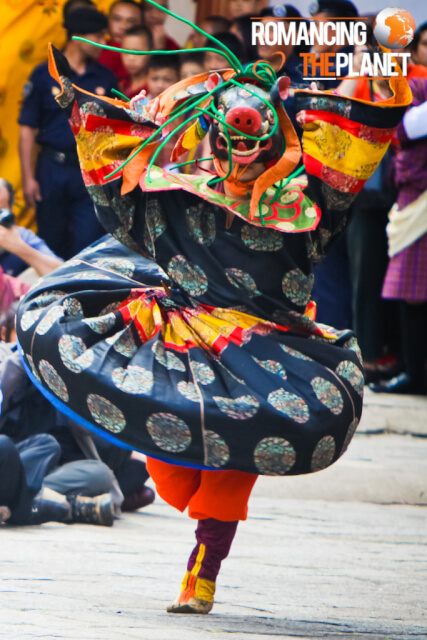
[0,305,154,515]
[120,26,153,99]
[0,179,63,278]
[0,432,115,526]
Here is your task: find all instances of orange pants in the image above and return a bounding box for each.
[146,457,258,521]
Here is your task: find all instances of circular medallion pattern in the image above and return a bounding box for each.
[87,394,126,433]
[311,377,344,415]
[146,412,192,452]
[39,360,69,402]
[36,305,64,335]
[167,255,208,297]
[311,435,336,472]
[58,335,94,373]
[336,361,364,396]
[112,365,153,395]
[177,381,200,403]
[205,430,230,468]
[267,389,309,423]
[213,394,259,420]
[254,437,296,475]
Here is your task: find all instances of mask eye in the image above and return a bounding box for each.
[266,109,275,124]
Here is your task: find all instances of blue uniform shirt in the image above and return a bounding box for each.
[0,227,61,277]
[19,58,118,151]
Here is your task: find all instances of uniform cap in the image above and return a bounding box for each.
[64,8,108,34]
[310,0,359,18]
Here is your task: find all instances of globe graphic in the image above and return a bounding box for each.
[373,7,416,49]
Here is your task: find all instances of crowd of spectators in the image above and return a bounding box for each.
[1,0,427,527]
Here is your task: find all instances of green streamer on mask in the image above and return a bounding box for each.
[73,38,241,74]
[171,157,212,169]
[111,88,130,101]
[104,79,234,180]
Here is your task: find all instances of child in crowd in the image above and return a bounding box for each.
[142,0,179,50]
[179,51,204,81]
[227,0,261,19]
[146,53,180,99]
[120,26,154,99]
[186,15,231,49]
[203,32,244,71]
[100,0,143,81]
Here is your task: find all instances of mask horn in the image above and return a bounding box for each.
[270,76,291,105]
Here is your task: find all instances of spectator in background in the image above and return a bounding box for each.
[18,8,118,260]
[0,301,154,516]
[62,0,95,20]
[227,0,261,20]
[310,0,359,89]
[230,14,259,63]
[257,7,308,85]
[120,26,154,99]
[203,32,244,71]
[411,23,427,68]
[146,54,180,99]
[0,433,115,527]
[180,51,204,81]
[370,78,427,395]
[255,6,310,136]
[100,0,143,82]
[0,179,62,279]
[187,15,231,50]
[308,1,359,330]
[0,267,18,320]
[142,0,179,51]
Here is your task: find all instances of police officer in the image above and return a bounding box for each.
[18,8,118,259]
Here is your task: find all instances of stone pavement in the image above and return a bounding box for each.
[1,390,426,640]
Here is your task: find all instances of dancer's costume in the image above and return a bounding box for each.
[17,44,410,612]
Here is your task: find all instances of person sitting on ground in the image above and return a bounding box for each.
[100,0,143,82]
[0,300,155,515]
[0,179,62,279]
[0,433,115,527]
[0,305,115,527]
[120,25,154,99]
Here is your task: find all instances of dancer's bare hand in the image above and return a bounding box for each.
[129,91,165,125]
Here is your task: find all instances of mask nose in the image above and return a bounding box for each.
[225,107,262,135]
